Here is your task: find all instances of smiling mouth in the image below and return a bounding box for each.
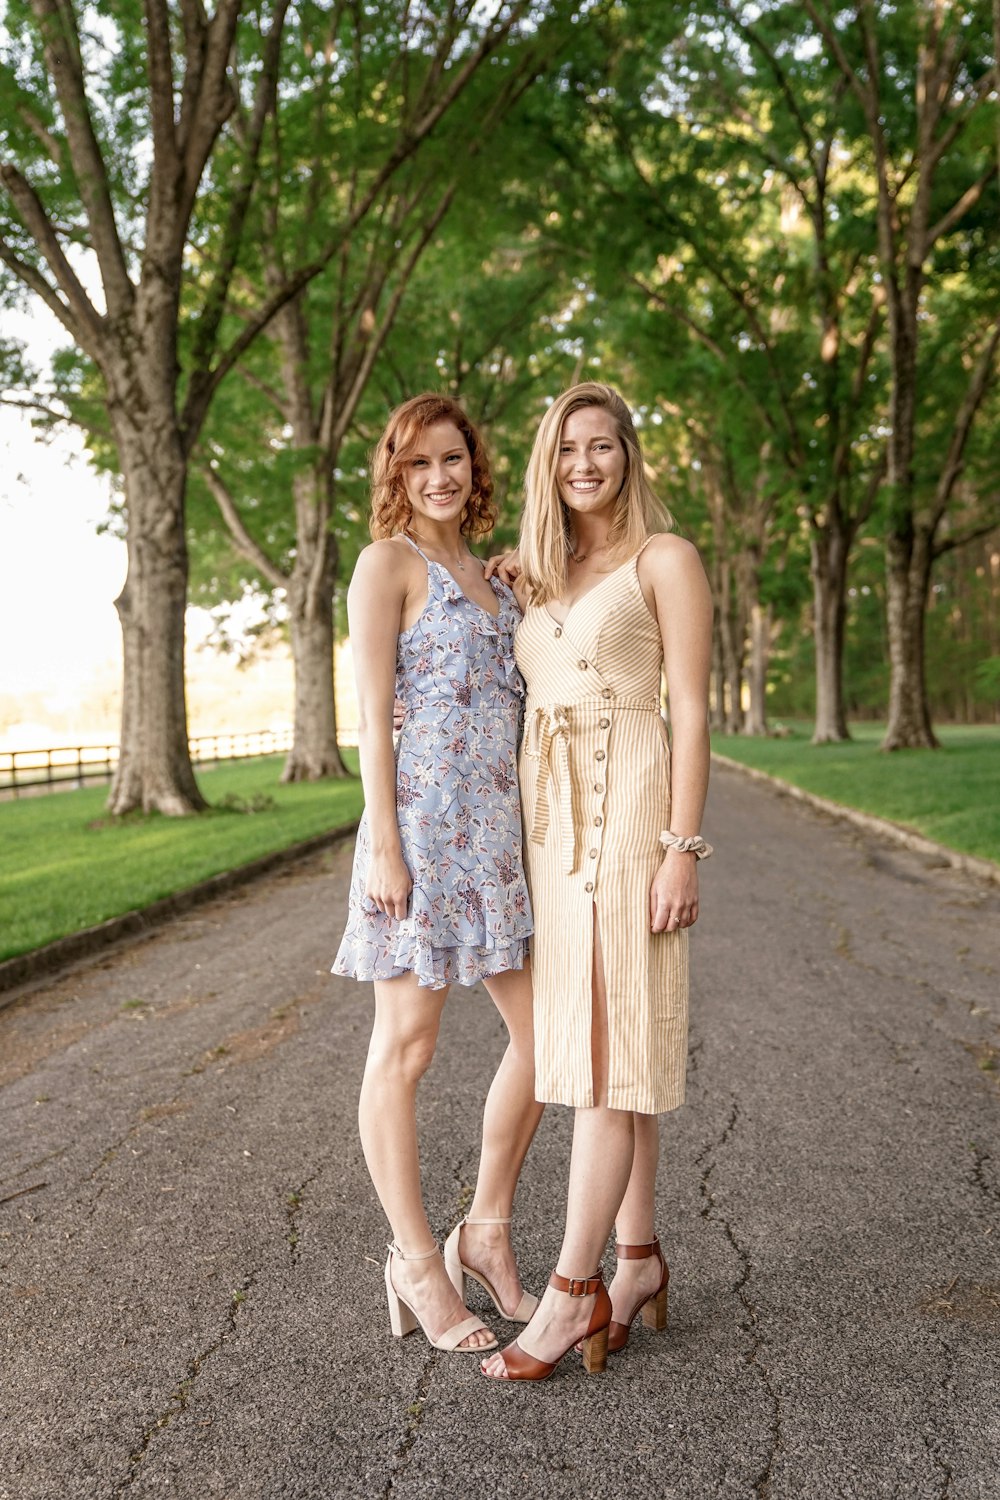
[425,491,458,502]
[569,479,602,492]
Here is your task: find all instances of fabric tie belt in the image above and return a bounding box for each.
[524,698,661,874]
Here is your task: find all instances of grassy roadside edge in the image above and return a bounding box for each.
[0,819,359,1004]
[711,751,1000,887]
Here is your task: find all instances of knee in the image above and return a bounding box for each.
[368,1028,438,1087]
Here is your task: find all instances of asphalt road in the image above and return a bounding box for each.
[2,764,998,1500]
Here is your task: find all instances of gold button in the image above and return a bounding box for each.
[601,688,612,699]
[589,849,598,859]
[599,718,610,729]
[594,782,604,793]
[554,627,562,638]
[595,750,606,761]
[594,816,603,827]
[578,659,588,670]
[585,881,594,893]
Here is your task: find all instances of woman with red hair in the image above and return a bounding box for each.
[333,393,542,1354]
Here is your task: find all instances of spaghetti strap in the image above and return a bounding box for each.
[403,533,430,564]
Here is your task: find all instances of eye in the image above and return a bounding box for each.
[411,457,428,467]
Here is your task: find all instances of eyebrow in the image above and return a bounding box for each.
[561,433,616,444]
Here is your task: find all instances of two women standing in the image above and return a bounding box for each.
[334,381,712,1380]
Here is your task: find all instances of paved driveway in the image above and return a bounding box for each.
[2,765,998,1499]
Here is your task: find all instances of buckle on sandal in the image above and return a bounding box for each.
[566,1276,591,1297]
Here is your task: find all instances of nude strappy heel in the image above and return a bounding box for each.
[607,1235,670,1353]
[480,1271,612,1381]
[443,1215,539,1323]
[384,1241,497,1353]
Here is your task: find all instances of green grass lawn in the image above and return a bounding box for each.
[0,753,363,962]
[712,721,1000,867]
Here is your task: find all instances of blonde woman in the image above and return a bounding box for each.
[481,382,712,1381]
[334,393,543,1354]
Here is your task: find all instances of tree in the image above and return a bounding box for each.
[191,5,583,780]
[806,0,1000,747]
[0,0,553,811]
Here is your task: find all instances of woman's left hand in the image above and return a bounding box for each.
[649,849,699,932]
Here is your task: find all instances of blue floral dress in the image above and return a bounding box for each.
[333,537,533,990]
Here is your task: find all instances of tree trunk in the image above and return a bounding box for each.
[810,521,852,743]
[882,525,939,749]
[709,611,727,733]
[744,601,772,736]
[107,416,206,814]
[281,543,351,782]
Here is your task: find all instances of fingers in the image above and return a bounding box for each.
[365,884,412,921]
[483,553,502,580]
[650,893,699,933]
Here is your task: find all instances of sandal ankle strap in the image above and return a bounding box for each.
[461,1215,513,1226]
[549,1270,603,1297]
[614,1236,661,1260]
[387,1240,438,1261]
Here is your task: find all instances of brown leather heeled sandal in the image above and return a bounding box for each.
[480,1271,612,1381]
[607,1236,670,1353]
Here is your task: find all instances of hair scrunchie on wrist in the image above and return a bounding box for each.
[659,831,713,860]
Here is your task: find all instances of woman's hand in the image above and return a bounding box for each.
[365,849,413,921]
[649,849,699,932]
[484,547,521,585]
[392,697,406,732]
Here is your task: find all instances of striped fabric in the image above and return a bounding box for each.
[515,550,688,1115]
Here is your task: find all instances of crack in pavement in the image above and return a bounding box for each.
[922,1333,956,1499]
[113,1268,259,1493]
[380,1350,437,1500]
[697,1098,783,1499]
[969,1144,1000,1206]
[284,1164,326,1266]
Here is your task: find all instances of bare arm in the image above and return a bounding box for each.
[348,541,420,920]
[638,535,713,933]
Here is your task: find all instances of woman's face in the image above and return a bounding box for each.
[556,406,626,520]
[403,420,473,528]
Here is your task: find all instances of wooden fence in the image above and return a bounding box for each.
[0,728,293,798]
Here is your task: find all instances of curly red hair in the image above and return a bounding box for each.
[369,393,496,542]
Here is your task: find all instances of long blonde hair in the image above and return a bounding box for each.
[519,382,673,605]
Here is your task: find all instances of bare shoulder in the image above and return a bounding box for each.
[351,536,419,591]
[638,532,707,587]
[637,534,712,639]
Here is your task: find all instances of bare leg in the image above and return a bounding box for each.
[358,972,493,1349]
[482,906,633,1376]
[460,962,545,1314]
[608,1111,664,1322]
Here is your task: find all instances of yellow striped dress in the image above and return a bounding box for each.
[514,549,688,1115]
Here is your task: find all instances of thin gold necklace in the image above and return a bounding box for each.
[570,540,610,564]
[407,529,469,571]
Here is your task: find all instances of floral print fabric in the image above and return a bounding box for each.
[333,541,533,990]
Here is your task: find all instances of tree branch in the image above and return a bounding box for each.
[200,461,290,589]
[29,0,133,315]
[0,166,102,347]
[931,316,1000,521]
[927,164,995,245]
